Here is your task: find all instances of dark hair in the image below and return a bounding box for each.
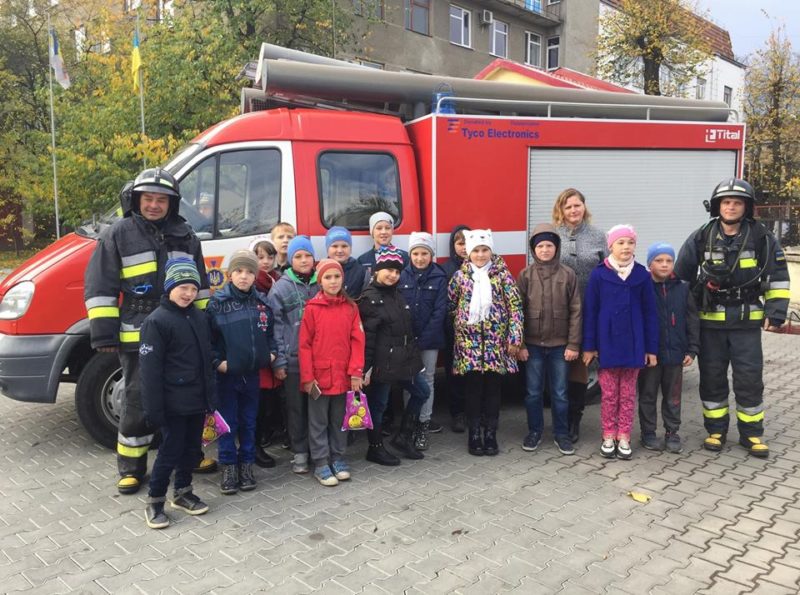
[253,241,277,257]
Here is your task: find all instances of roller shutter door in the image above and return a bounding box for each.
[527,149,737,260]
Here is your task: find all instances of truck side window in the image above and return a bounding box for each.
[179,149,281,239]
[318,152,401,229]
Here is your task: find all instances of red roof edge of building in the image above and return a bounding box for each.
[474,59,580,89]
[551,67,637,93]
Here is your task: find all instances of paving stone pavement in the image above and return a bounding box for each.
[1,332,799,594]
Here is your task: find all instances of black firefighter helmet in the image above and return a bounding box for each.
[704,178,755,220]
[130,167,181,215]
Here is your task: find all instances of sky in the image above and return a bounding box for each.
[697,0,800,60]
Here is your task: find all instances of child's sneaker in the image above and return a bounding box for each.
[171,491,209,515]
[292,453,310,474]
[239,463,256,491]
[554,435,575,455]
[428,420,444,434]
[664,432,683,454]
[314,465,339,487]
[641,432,662,451]
[331,460,351,481]
[600,438,616,458]
[145,501,170,529]
[522,431,541,452]
[617,439,633,460]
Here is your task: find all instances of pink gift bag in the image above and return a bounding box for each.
[202,410,231,446]
[341,391,373,431]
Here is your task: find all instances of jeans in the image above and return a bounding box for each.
[524,344,569,437]
[217,372,260,465]
[403,350,438,422]
[148,413,205,499]
[369,372,430,426]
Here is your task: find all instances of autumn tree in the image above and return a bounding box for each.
[596,0,713,96]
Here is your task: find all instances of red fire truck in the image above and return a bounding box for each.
[0,45,745,448]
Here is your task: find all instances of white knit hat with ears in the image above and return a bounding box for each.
[465,229,494,255]
[408,231,435,256]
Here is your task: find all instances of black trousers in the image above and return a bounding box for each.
[698,328,764,438]
[148,413,204,500]
[464,371,503,428]
[444,343,466,417]
[118,351,154,479]
[637,364,683,434]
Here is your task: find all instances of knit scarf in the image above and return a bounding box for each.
[606,255,634,281]
[467,262,493,324]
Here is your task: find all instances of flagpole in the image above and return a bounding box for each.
[47,13,61,239]
[136,15,146,169]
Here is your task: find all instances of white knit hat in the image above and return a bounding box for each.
[465,229,494,255]
[369,211,394,236]
[408,231,435,256]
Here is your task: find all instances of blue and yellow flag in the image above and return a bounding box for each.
[131,30,142,92]
[49,28,71,89]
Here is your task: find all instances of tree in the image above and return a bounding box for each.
[596,0,713,96]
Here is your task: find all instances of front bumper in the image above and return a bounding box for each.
[0,332,83,403]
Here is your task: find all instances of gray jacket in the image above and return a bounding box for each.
[267,270,319,373]
[555,222,607,298]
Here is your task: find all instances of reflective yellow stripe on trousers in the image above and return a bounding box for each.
[117,443,148,457]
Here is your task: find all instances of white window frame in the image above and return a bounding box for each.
[546,36,560,70]
[696,77,706,100]
[491,20,508,58]
[548,0,561,4]
[723,86,733,107]
[525,31,541,67]
[449,5,471,48]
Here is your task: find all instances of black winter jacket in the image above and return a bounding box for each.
[652,275,701,366]
[342,257,370,299]
[358,281,423,383]
[139,295,216,427]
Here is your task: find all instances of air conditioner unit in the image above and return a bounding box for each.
[480,9,494,25]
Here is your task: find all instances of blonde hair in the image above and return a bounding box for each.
[270,222,296,237]
[552,188,592,226]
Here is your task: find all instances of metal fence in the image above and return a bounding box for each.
[755,204,800,248]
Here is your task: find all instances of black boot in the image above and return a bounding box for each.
[255,445,276,468]
[365,427,400,466]
[568,410,582,444]
[220,464,238,495]
[567,381,587,443]
[239,463,256,491]
[483,420,499,456]
[468,423,484,456]
[390,412,424,460]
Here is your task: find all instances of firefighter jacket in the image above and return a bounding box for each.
[84,213,210,352]
[674,218,789,330]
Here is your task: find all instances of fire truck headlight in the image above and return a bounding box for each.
[0,282,35,320]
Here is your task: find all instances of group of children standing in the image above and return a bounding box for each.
[140,212,698,530]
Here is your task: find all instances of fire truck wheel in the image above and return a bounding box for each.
[75,352,123,450]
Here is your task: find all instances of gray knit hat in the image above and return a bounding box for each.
[227,249,259,275]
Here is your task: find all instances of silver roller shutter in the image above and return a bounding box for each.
[527,149,738,261]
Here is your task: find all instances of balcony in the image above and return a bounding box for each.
[495,0,561,26]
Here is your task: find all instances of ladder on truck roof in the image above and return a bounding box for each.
[239,43,735,123]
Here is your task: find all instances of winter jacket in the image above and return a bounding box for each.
[516,224,582,351]
[267,268,319,373]
[448,255,524,375]
[299,292,366,395]
[582,260,659,369]
[555,222,607,299]
[675,218,790,329]
[441,225,470,279]
[342,257,370,298]
[139,295,216,427]
[358,280,424,383]
[652,275,700,366]
[357,246,410,270]
[84,209,210,352]
[207,283,277,376]
[256,269,281,295]
[399,262,448,350]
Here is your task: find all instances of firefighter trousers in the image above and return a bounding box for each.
[117,351,154,479]
[698,328,764,439]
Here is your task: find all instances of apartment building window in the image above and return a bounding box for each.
[696,77,706,100]
[547,36,560,69]
[124,0,142,11]
[74,26,86,59]
[723,86,732,107]
[356,58,385,69]
[525,32,541,67]
[548,0,561,4]
[405,0,430,35]
[354,0,384,20]
[449,5,471,48]
[525,0,542,11]
[491,20,508,58]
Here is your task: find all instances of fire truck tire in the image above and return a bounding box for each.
[75,352,123,450]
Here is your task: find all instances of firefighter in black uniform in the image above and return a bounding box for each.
[675,178,790,458]
[84,168,217,494]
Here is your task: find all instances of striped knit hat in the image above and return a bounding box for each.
[374,245,404,272]
[164,257,201,292]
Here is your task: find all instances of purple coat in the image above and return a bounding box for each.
[582,260,659,369]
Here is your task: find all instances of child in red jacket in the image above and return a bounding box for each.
[299,259,366,486]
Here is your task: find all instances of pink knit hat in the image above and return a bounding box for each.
[606,224,637,248]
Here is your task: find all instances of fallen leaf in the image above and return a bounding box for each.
[628,491,652,503]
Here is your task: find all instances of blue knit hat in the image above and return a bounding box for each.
[164,257,201,292]
[646,242,675,266]
[325,226,352,249]
[287,235,315,263]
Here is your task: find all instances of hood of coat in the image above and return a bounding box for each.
[307,291,349,307]
[448,224,470,266]
[529,223,561,266]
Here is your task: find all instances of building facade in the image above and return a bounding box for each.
[345,0,599,78]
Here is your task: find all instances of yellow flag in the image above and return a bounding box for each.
[131,30,142,92]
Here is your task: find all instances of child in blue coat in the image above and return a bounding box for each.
[582,225,658,460]
[399,232,448,450]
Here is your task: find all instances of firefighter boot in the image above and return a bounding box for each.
[390,412,424,460]
[118,476,141,495]
[703,433,726,452]
[194,454,218,474]
[365,427,400,466]
[117,447,148,495]
[740,436,769,458]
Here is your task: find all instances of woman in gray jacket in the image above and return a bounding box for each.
[552,188,607,443]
